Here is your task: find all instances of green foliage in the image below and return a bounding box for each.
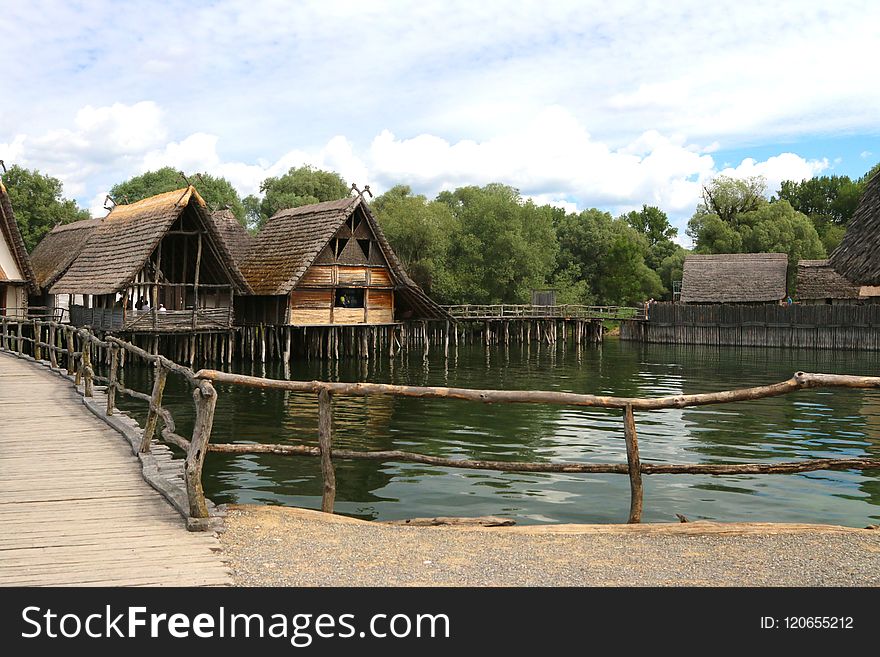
[696,175,766,224]
[435,184,558,304]
[249,165,350,230]
[775,175,862,225]
[658,247,688,297]
[109,166,247,225]
[371,185,457,297]
[623,204,679,271]
[555,209,663,305]
[2,165,89,252]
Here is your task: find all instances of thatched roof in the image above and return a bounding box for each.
[239,195,448,319]
[830,171,880,284]
[210,209,252,267]
[796,259,860,300]
[0,181,37,291]
[52,187,251,296]
[680,253,788,303]
[30,217,102,291]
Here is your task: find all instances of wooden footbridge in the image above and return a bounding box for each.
[0,353,230,586]
[443,304,646,321]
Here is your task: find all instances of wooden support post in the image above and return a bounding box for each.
[185,381,217,519]
[1,317,6,351]
[106,346,119,416]
[82,341,93,397]
[48,324,58,368]
[192,232,202,330]
[16,320,23,355]
[33,321,41,361]
[623,404,643,523]
[141,363,169,452]
[318,388,336,513]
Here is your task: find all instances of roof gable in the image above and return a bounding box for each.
[796,259,860,300]
[681,253,788,303]
[829,172,880,285]
[0,181,37,291]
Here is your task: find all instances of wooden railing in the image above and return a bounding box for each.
[443,304,646,321]
[3,314,880,528]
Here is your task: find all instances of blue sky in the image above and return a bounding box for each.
[1,0,878,240]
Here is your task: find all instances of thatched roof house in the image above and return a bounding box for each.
[237,195,447,325]
[0,181,37,316]
[30,217,102,292]
[796,259,861,302]
[830,171,880,284]
[680,253,788,304]
[52,187,251,332]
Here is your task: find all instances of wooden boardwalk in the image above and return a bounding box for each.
[0,353,230,586]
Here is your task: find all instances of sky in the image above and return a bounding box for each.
[1,0,879,241]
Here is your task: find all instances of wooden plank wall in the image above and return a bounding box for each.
[621,302,880,350]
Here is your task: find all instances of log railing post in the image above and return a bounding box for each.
[48,324,58,368]
[141,362,169,452]
[623,403,643,523]
[17,320,23,355]
[73,331,82,385]
[185,381,217,519]
[1,316,7,351]
[33,320,41,361]
[318,387,336,513]
[106,346,119,416]
[82,339,93,397]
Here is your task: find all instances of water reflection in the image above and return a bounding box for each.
[110,339,880,526]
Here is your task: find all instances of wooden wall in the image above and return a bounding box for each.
[288,263,394,326]
[621,302,880,350]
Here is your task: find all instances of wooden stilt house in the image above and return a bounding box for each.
[29,217,102,320]
[830,171,880,285]
[235,195,447,326]
[0,181,37,318]
[51,187,251,332]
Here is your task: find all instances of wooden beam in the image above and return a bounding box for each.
[623,404,643,523]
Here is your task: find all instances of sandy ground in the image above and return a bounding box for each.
[220,505,880,586]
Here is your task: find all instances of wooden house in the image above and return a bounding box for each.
[235,195,447,326]
[0,181,37,318]
[830,171,880,285]
[51,187,251,332]
[796,259,880,304]
[679,253,788,304]
[29,216,102,320]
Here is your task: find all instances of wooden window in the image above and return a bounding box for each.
[334,288,364,308]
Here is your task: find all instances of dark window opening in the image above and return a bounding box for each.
[334,288,364,308]
[357,239,371,259]
[335,238,349,258]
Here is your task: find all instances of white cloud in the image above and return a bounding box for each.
[716,153,829,194]
[861,151,873,159]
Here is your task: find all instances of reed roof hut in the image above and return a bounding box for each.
[236,195,447,325]
[52,187,251,332]
[29,217,102,292]
[0,181,37,316]
[830,171,880,285]
[680,253,788,304]
[796,259,862,303]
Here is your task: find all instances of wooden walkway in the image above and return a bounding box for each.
[0,353,230,586]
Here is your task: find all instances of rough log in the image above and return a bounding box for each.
[623,404,643,523]
[194,369,880,411]
[382,516,516,527]
[185,381,216,519]
[318,388,336,513]
[141,364,169,452]
[106,347,119,416]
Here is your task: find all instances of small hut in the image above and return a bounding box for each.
[51,187,251,332]
[679,253,788,304]
[0,181,37,318]
[236,195,447,326]
[795,259,876,304]
[830,171,880,284]
[29,217,102,319]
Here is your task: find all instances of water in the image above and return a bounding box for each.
[112,339,880,526]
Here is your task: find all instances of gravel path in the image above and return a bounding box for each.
[221,506,880,587]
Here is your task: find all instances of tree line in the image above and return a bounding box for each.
[4,159,879,305]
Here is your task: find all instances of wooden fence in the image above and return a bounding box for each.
[624,302,880,350]
[3,314,880,529]
[444,304,645,321]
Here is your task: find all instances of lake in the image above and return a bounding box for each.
[113,338,880,526]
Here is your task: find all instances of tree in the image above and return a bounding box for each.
[371,185,457,297]
[775,175,861,226]
[555,209,663,305]
[247,165,350,230]
[110,167,247,225]
[658,247,688,297]
[1,165,89,252]
[435,184,558,304]
[622,204,679,271]
[696,175,766,225]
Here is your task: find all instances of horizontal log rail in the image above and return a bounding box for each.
[3,314,880,528]
[443,304,646,321]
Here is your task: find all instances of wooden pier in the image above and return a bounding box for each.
[0,353,230,586]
